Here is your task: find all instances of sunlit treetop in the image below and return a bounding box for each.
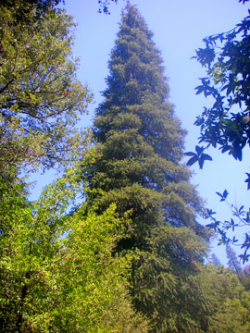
[0,2,92,179]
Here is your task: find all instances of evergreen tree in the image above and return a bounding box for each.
[87,3,209,331]
[211,253,222,268]
[226,244,242,276]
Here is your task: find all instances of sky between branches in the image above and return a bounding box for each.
[32,0,249,265]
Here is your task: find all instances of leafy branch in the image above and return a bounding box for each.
[185,145,212,169]
[206,190,250,262]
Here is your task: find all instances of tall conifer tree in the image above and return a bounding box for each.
[87,3,209,331]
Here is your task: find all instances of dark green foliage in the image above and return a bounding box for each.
[205,191,250,262]
[187,264,249,332]
[211,253,222,267]
[185,145,213,169]
[87,3,211,331]
[98,0,119,14]
[1,0,64,21]
[187,0,250,262]
[0,0,64,34]
[226,244,242,275]
[187,0,250,167]
[193,11,250,163]
[226,244,250,290]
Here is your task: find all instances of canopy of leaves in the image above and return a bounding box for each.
[192,6,250,164]
[187,0,250,262]
[0,2,92,181]
[0,164,149,333]
[2,0,64,18]
[98,0,119,14]
[187,0,250,168]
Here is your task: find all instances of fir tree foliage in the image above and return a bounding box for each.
[211,253,222,267]
[91,3,204,230]
[87,3,209,331]
[226,244,242,275]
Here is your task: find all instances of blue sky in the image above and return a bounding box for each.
[33,0,250,264]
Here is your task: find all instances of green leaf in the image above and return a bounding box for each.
[187,155,199,167]
[184,152,196,157]
[245,173,250,190]
[195,145,205,156]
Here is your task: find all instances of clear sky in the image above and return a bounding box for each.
[33,0,250,265]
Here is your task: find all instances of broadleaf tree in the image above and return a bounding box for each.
[0,162,149,333]
[0,0,92,183]
[98,0,119,14]
[186,0,250,261]
[0,1,150,332]
[85,3,213,332]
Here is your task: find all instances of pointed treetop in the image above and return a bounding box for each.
[120,1,154,39]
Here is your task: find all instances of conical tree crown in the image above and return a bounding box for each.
[87,3,209,332]
[95,3,185,165]
[90,3,203,233]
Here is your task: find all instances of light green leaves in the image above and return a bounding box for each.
[0,168,148,332]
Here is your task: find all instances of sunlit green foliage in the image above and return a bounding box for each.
[0,1,149,332]
[0,1,92,180]
[2,1,250,332]
[210,291,250,333]
[186,263,249,332]
[0,165,148,332]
